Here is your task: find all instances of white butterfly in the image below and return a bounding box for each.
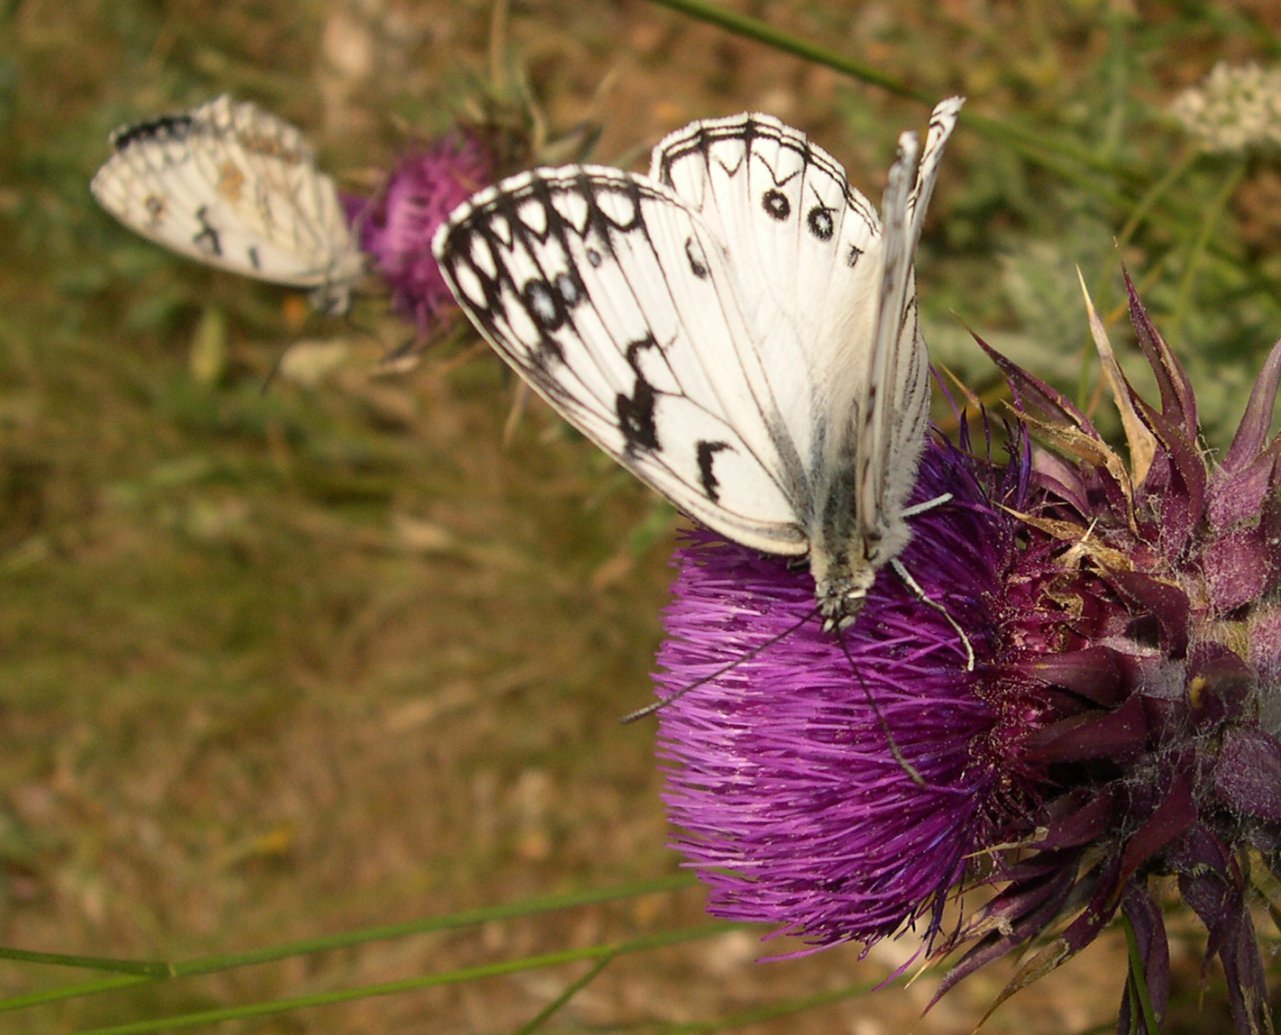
[91,95,365,314]
[433,99,962,632]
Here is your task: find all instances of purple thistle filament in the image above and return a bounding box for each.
[656,439,1019,950]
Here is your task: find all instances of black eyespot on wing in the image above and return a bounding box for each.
[554,269,585,308]
[696,440,732,502]
[586,248,603,268]
[846,243,863,267]
[684,237,709,279]
[761,189,790,221]
[807,205,835,241]
[522,279,566,331]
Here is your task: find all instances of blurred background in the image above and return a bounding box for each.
[3,1,1280,1030]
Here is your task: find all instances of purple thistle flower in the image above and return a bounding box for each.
[948,277,1281,1034]
[655,274,1281,1032]
[657,434,1032,953]
[345,129,495,333]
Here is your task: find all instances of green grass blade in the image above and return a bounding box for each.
[71,923,735,1035]
[512,953,616,1034]
[0,874,697,1014]
[0,947,171,978]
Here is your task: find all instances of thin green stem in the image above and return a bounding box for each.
[0,947,172,978]
[641,0,921,101]
[72,923,734,1035]
[1122,914,1161,1035]
[0,874,696,1013]
[1170,159,1247,344]
[513,953,615,1034]
[1114,151,1200,254]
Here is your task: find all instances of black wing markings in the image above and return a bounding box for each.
[439,166,806,524]
[617,336,662,456]
[696,440,733,502]
[110,113,196,152]
[192,205,222,257]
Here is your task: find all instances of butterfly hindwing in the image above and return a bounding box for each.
[856,98,963,554]
[91,96,363,312]
[434,166,808,554]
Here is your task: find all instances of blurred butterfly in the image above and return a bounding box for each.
[433,99,962,633]
[91,95,365,314]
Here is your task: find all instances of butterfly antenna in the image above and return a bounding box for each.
[619,606,818,725]
[836,631,927,789]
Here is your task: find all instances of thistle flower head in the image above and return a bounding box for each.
[952,275,1281,1033]
[348,129,494,332]
[655,275,1281,1031]
[657,434,1032,953]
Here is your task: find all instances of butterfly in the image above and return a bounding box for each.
[91,95,365,314]
[433,99,962,633]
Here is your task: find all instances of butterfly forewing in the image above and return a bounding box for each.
[435,167,808,553]
[435,101,962,629]
[651,115,884,475]
[91,96,363,312]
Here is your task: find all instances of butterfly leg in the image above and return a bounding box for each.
[899,492,952,519]
[890,557,975,671]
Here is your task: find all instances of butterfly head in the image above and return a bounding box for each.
[815,564,877,635]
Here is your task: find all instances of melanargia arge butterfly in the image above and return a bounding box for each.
[91,95,365,314]
[433,98,962,634]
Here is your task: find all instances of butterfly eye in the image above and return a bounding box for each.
[761,189,790,221]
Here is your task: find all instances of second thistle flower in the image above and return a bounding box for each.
[348,129,497,334]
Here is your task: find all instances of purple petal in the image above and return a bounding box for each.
[356,130,495,331]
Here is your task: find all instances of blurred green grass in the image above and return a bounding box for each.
[3,0,1280,1031]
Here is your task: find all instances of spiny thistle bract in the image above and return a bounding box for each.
[656,274,1281,1034]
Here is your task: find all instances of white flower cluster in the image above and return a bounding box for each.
[1170,61,1281,155]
